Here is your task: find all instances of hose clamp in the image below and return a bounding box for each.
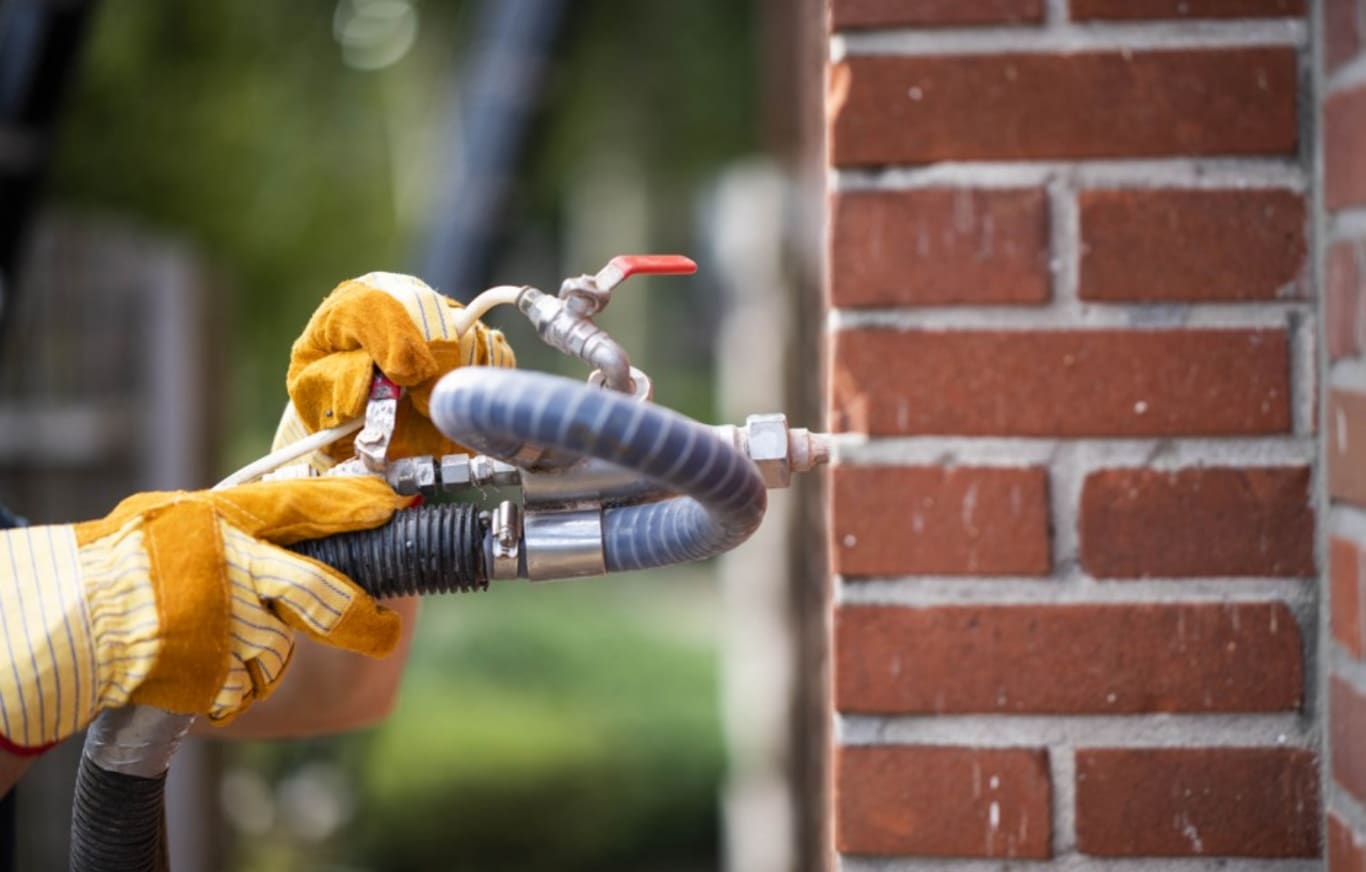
[487,501,522,580]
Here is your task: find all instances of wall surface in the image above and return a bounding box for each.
[1325,0,1366,868]
[824,1,1325,867]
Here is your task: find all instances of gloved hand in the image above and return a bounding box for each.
[0,476,411,752]
[279,272,516,465]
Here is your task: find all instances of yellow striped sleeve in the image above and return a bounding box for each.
[0,525,125,747]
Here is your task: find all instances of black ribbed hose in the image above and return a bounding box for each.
[69,764,167,872]
[291,502,488,596]
[69,503,488,872]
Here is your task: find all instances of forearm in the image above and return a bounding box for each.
[194,595,419,740]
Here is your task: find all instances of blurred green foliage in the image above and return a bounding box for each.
[46,2,758,869]
[354,577,723,871]
[51,0,756,463]
[231,575,724,872]
[51,0,409,465]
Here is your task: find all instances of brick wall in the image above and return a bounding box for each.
[824,1,1323,867]
[1326,0,1366,868]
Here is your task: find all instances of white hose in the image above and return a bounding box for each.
[452,285,523,337]
[213,416,364,490]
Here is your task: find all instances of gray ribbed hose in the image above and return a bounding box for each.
[430,367,767,572]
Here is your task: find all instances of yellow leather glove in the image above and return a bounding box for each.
[278,272,516,466]
[0,476,411,751]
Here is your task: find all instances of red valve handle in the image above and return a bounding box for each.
[607,254,697,279]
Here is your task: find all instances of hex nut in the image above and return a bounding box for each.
[746,413,792,489]
[388,458,421,495]
[413,456,437,494]
[440,454,472,491]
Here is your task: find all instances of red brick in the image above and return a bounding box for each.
[829,49,1298,166]
[1327,88,1366,210]
[831,329,1291,437]
[1071,0,1303,18]
[1327,0,1364,75]
[1333,538,1366,658]
[1078,189,1306,302]
[1075,748,1320,857]
[832,466,1050,575]
[1080,467,1315,578]
[1330,813,1366,872]
[830,189,1050,307]
[1333,677,1366,805]
[831,0,1043,28]
[834,603,1302,714]
[1329,242,1363,360]
[1330,390,1366,505]
[836,745,1051,858]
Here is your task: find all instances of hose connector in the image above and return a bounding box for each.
[513,255,697,394]
[717,414,832,489]
[517,286,636,393]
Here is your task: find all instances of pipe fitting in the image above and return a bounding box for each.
[521,456,669,509]
[587,366,652,402]
[517,287,635,393]
[383,454,521,496]
[523,508,606,580]
[725,414,833,489]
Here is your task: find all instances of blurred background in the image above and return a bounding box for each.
[0,0,824,869]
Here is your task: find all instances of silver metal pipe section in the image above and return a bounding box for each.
[523,508,605,580]
[82,705,194,778]
[520,456,671,509]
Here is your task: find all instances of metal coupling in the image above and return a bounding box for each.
[521,456,667,509]
[587,366,652,402]
[384,453,521,496]
[386,456,437,495]
[719,413,832,489]
[517,287,635,393]
[438,453,521,491]
[523,508,606,580]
